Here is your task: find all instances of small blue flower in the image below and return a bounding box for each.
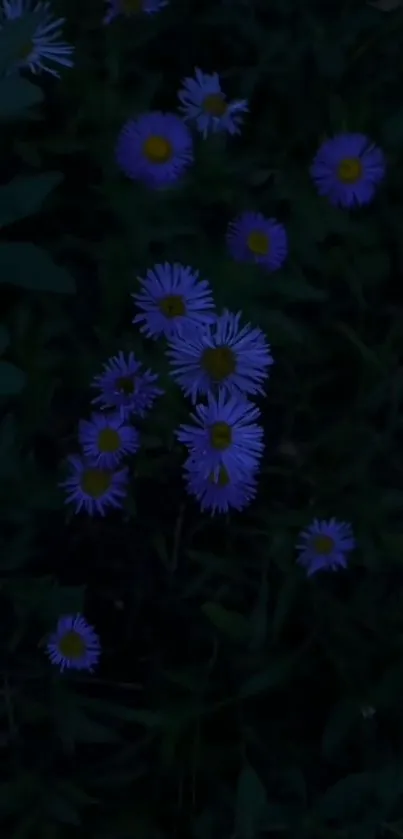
[310,133,385,209]
[178,67,248,139]
[184,457,257,515]
[46,614,101,673]
[176,391,264,482]
[91,352,163,420]
[296,518,355,577]
[115,112,193,189]
[104,0,168,24]
[226,211,287,271]
[1,0,74,77]
[133,262,215,340]
[60,455,129,516]
[78,412,139,469]
[167,310,273,402]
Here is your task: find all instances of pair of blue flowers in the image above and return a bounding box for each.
[47,514,355,673]
[116,105,385,210]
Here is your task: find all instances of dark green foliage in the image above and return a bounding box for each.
[1,0,403,837]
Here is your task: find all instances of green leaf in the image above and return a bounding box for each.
[239,655,295,698]
[0,243,75,293]
[0,172,63,227]
[267,265,327,302]
[321,700,360,761]
[0,76,43,119]
[382,109,403,146]
[72,715,120,744]
[46,793,81,827]
[201,602,251,641]
[0,11,44,75]
[235,765,267,839]
[317,772,375,821]
[0,324,9,355]
[0,413,18,478]
[249,565,268,651]
[271,575,300,640]
[334,322,384,370]
[0,360,26,395]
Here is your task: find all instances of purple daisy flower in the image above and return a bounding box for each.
[184,458,257,515]
[178,67,248,139]
[60,455,129,516]
[176,391,264,482]
[1,0,73,77]
[78,412,139,469]
[296,518,355,577]
[46,614,101,673]
[115,112,193,189]
[104,0,168,24]
[310,133,385,209]
[226,211,287,271]
[133,262,215,340]
[167,309,273,403]
[91,352,163,420]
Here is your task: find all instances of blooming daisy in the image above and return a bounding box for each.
[176,391,264,482]
[115,112,193,189]
[46,614,100,673]
[184,458,257,515]
[178,67,248,139]
[60,455,129,516]
[1,0,73,77]
[310,133,385,209]
[78,412,139,469]
[226,212,288,271]
[104,0,168,23]
[133,262,215,340]
[91,351,163,420]
[296,518,355,577]
[167,310,273,402]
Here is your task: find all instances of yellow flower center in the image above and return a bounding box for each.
[202,94,227,117]
[338,157,362,184]
[210,421,232,451]
[201,346,236,382]
[122,0,142,12]
[313,535,335,555]
[98,427,121,453]
[58,630,85,660]
[247,230,269,256]
[81,468,112,499]
[210,466,230,486]
[116,375,135,395]
[143,135,172,164]
[159,294,186,318]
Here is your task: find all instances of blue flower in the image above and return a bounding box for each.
[176,391,264,482]
[178,67,248,139]
[310,133,385,209]
[226,211,287,271]
[91,352,163,420]
[133,262,215,340]
[167,310,273,402]
[104,0,168,23]
[60,455,129,516]
[296,518,355,576]
[1,0,74,77]
[78,412,139,470]
[184,458,257,515]
[46,614,101,673]
[115,112,193,189]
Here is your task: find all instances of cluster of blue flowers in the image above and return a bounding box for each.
[2,0,372,671]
